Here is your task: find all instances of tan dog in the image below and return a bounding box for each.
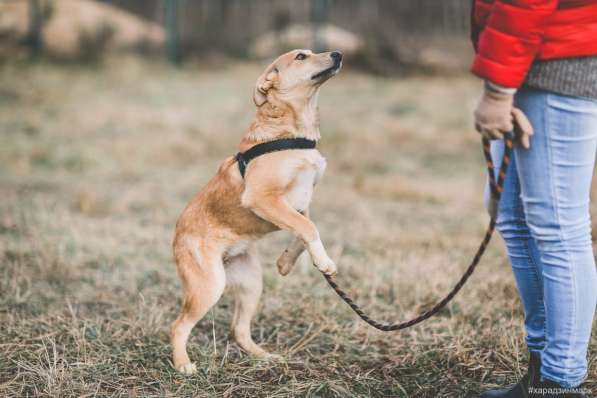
[170,49,343,374]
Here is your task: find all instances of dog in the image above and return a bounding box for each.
[170,49,343,374]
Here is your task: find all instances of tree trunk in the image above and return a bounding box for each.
[27,0,43,58]
[165,0,181,64]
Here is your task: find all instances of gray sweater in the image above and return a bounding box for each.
[524,56,597,100]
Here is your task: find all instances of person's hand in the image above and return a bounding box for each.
[474,82,534,148]
[511,108,533,149]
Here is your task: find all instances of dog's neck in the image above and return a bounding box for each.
[243,91,321,146]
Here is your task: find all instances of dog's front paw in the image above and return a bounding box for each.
[176,362,197,375]
[307,240,337,276]
[276,251,294,276]
[314,255,337,276]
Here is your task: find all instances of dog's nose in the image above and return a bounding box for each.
[330,51,343,62]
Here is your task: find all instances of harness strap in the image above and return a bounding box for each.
[236,138,317,178]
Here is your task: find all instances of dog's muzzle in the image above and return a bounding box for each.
[311,51,343,80]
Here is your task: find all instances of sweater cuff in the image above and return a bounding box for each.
[485,80,517,95]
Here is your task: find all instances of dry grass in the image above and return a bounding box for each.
[0,57,595,397]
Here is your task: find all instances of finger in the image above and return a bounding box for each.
[512,108,533,149]
[519,132,530,149]
[475,121,483,133]
[479,129,493,140]
[487,129,504,140]
[503,118,514,133]
[512,108,534,136]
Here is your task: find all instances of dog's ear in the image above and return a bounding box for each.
[253,62,278,107]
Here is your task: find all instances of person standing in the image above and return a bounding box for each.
[470,0,597,397]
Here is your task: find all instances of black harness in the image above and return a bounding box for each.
[235,138,317,178]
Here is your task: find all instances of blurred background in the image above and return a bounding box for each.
[1,1,595,397]
[1,0,472,71]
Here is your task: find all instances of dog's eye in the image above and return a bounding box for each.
[295,53,307,61]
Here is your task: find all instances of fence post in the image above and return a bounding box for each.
[27,0,44,58]
[165,0,181,64]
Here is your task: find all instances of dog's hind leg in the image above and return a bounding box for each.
[226,244,279,359]
[170,239,225,374]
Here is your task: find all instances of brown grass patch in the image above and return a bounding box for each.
[0,57,595,397]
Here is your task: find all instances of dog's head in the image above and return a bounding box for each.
[253,49,343,107]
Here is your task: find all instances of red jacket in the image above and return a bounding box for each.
[471,0,597,87]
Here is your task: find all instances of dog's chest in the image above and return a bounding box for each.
[285,154,326,212]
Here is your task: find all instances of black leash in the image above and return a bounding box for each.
[321,135,514,331]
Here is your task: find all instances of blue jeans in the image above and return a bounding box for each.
[485,88,597,388]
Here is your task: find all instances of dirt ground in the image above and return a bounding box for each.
[0,57,595,397]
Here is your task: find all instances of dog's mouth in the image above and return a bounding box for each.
[311,61,342,80]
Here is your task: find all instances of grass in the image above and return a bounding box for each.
[0,56,595,397]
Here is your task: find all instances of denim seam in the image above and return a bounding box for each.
[522,237,546,350]
[543,93,579,386]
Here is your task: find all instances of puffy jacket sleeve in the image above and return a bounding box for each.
[471,0,559,88]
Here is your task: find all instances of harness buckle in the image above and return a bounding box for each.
[236,152,248,178]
